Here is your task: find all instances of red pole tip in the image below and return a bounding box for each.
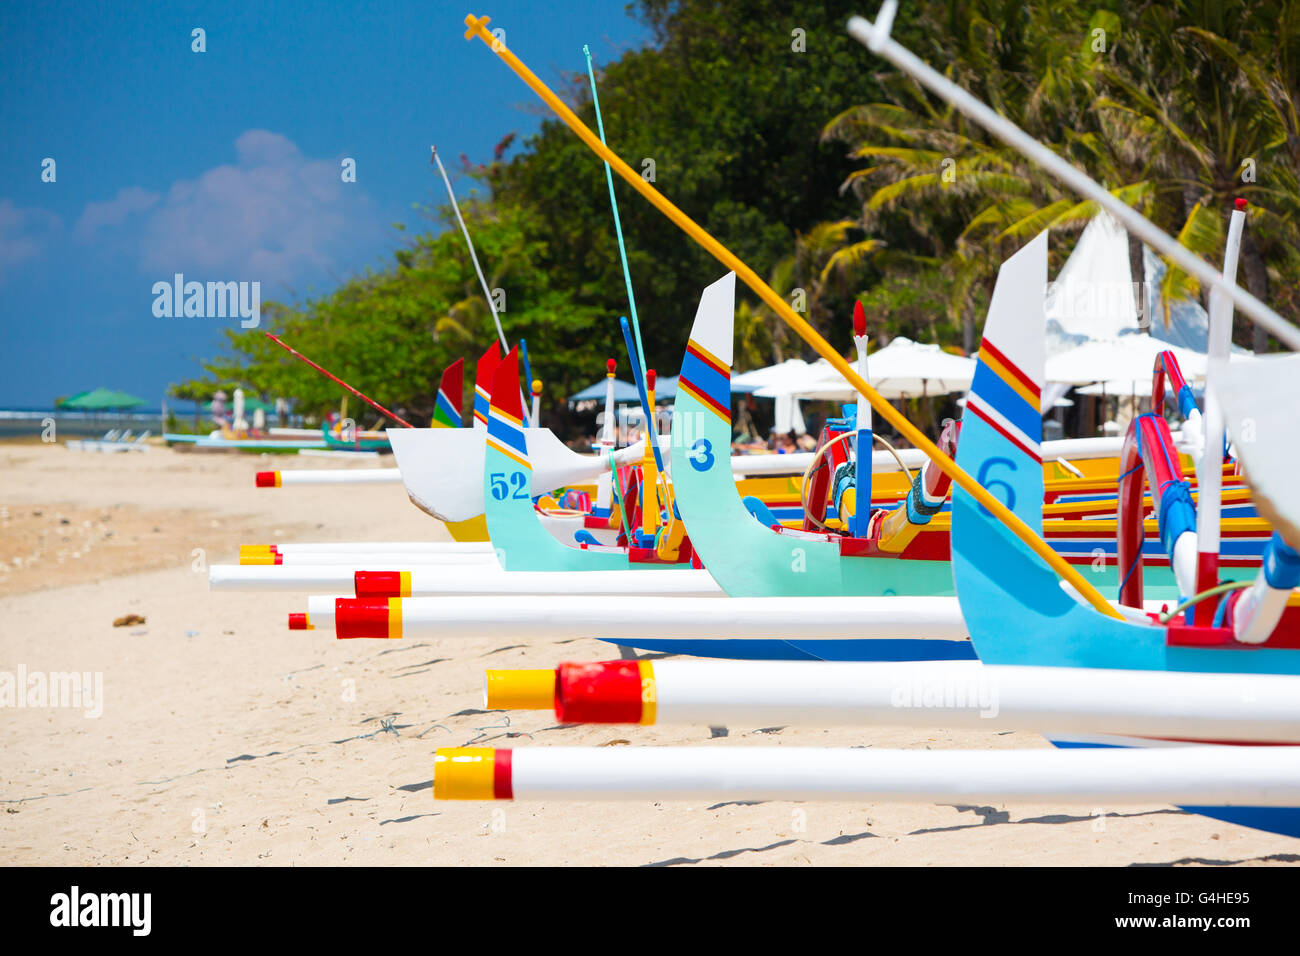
[255,471,277,487]
[1234,197,1248,210]
[852,301,867,337]
[287,613,309,630]
[335,598,390,639]
[606,358,617,374]
[354,570,403,598]
[555,660,644,723]
[646,369,656,390]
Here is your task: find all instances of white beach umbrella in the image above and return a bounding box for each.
[1045,335,1208,386]
[758,337,975,402]
[737,358,819,432]
[731,357,817,391]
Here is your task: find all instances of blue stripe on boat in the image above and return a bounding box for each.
[971,361,1040,441]
[679,348,731,413]
[487,414,528,457]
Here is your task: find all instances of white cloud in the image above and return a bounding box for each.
[74,187,160,242]
[0,199,62,281]
[74,130,382,287]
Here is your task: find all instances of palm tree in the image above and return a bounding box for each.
[1092,0,1300,349]
[822,0,1300,354]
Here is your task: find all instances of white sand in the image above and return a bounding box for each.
[1,441,1298,866]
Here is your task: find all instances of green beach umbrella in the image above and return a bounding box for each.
[55,390,92,408]
[57,387,146,410]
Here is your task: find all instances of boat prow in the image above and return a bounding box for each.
[390,425,646,524]
[671,271,955,601]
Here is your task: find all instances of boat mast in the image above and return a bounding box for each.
[1193,200,1247,621]
[431,146,530,413]
[584,44,648,379]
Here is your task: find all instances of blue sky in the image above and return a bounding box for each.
[0,0,650,407]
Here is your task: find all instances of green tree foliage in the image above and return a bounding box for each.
[825,0,1300,351]
[492,0,914,367]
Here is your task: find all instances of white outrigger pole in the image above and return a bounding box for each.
[209,563,721,596]
[594,358,620,517]
[255,468,402,487]
[847,3,1300,352]
[485,659,1300,743]
[435,745,1300,804]
[327,594,972,642]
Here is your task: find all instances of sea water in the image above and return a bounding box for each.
[0,408,164,440]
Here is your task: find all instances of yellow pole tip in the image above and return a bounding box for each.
[433,747,498,800]
[531,379,542,393]
[464,14,490,39]
[484,669,554,711]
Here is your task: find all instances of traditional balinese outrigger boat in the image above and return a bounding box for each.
[319,420,392,453]
[389,344,635,546]
[164,430,330,451]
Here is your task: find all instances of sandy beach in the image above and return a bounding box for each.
[2,440,1298,867]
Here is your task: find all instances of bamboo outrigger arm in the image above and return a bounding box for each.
[460,12,1123,619]
[847,2,1300,353]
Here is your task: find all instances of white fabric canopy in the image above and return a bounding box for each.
[1045,335,1208,386]
[777,395,806,434]
[732,358,813,433]
[1044,213,1139,347]
[753,337,975,402]
[731,358,818,391]
[1044,212,1251,358]
[1077,379,1161,398]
